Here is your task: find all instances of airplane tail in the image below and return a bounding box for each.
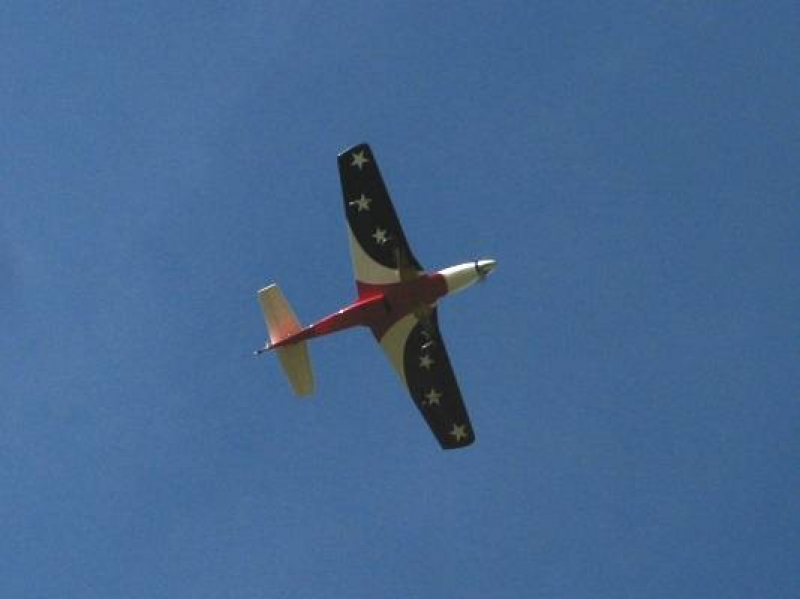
[257,284,315,396]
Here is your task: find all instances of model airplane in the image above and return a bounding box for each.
[256,143,496,449]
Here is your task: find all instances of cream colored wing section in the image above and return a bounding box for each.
[378,313,419,386]
[346,228,401,285]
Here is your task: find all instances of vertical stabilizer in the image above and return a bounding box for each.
[257,284,315,396]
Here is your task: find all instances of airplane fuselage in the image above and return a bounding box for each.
[268,259,495,350]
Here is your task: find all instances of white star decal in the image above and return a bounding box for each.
[419,354,435,370]
[424,388,442,406]
[371,227,388,245]
[351,150,369,170]
[349,193,372,212]
[449,423,468,442]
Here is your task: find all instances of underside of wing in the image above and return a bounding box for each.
[338,143,424,286]
[375,309,475,449]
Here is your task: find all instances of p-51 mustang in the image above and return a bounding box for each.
[256,143,496,449]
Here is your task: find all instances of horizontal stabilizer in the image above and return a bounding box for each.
[258,284,314,396]
[275,343,314,396]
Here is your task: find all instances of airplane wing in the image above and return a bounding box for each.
[338,143,424,286]
[375,309,475,449]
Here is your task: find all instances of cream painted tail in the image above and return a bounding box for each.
[257,284,314,396]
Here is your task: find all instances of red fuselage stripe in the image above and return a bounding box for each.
[270,273,448,348]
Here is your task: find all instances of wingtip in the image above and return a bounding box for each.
[440,440,476,451]
[338,142,370,159]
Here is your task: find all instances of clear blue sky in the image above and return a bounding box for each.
[2,3,798,598]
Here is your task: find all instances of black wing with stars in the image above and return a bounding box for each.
[338,143,424,285]
[377,310,475,449]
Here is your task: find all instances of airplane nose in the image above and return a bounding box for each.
[475,259,497,277]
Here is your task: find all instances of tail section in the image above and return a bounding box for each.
[257,284,315,396]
